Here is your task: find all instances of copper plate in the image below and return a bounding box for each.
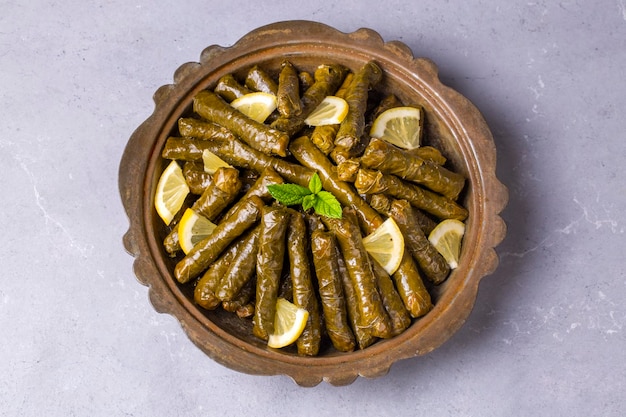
[119,20,508,386]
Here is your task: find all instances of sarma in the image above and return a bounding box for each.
[182,161,212,195]
[360,138,465,200]
[289,135,384,234]
[334,61,382,154]
[214,73,252,102]
[372,196,450,284]
[287,211,321,356]
[310,229,356,352]
[271,63,348,137]
[323,208,392,339]
[193,90,290,157]
[245,65,278,94]
[392,252,433,318]
[253,205,290,341]
[194,240,243,310]
[162,136,313,188]
[174,196,264,283]
[334,238,376,349]
[178,117,235,142]
[216,226,261,302]
[310,72,354,155]
[355,168,468,221]
[277,60,302,118]
[370,256,411,336]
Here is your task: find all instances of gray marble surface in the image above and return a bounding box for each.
[2,1,624,415]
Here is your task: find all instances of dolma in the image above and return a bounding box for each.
[162,136,313,188]
[410,146,447,166]
[193,90,290,157]
[194,240,242,310]
[191,167,241,221]
[310,73,354,155]
[277,60,302,118]
[245,65,278,94]
[392,252,433,318]
[289,135,384,234]
[162,195,192,256]
[334,61,383,154]
[324,208,392,339]
[222,277,256,318]
[336,158,360,182]
[354,168,468,221]
[371,196,450,284]
[271,63,348,137]
[298,71,314,92]
[174,196,264,284]
[298,71,315,95]
[163,227,181,257]
[370,193,437,235]
[214,73,252,102]
[370,256,411,336]
[178,117,235,142]
[334,231,376,350]
[360,138,465,200]
[164,167,241,255]
[253,205,290,341]
[310,229,356,352]
[221,166,284,220]
[287,211,321,356]
[216,226,261,302]
[182,161,212,195]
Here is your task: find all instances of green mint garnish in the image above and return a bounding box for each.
[267,172,342,218]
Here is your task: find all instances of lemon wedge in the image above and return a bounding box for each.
[230,92,277,123]
[154,160,190,225]
[362,217,405,275]
[201,149,231,174]
[304,96,349,126]
[177,208,217,254]
[268,298,309,349]
[428,219,465,269]
[369,106,423,150]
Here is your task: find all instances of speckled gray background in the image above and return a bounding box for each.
[2,1,624,415]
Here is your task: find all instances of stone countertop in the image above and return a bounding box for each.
[2,1,624,416]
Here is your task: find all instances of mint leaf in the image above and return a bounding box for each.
[302,194,316,211]
[267,183,312,206]
[308,172,322,194]
[312,191,342,218]
[267,172,342,218]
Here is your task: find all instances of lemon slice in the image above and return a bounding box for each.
[154,160,190,225]
[177,208,217,254]
[428,219,465,269]
[201,149,231,174]
[268,298,309,349]
[230,92,277,123]
[362,218,405,275]
[369,106,423,150]
[304,96,349,126]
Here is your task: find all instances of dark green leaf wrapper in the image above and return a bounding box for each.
[277,60,302,118]
[324,208,392,339]
[287,211,322,356]
[310,229,356,352]
[355,168,468,221]
[253,205,290,340]
[216,226,261,302]
[194,90,289,157]
[361,138,465,200]
[174,196,264,283]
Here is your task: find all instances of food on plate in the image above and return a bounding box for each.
[153,60,467,354]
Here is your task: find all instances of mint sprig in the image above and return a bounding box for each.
[267,172,342,219]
